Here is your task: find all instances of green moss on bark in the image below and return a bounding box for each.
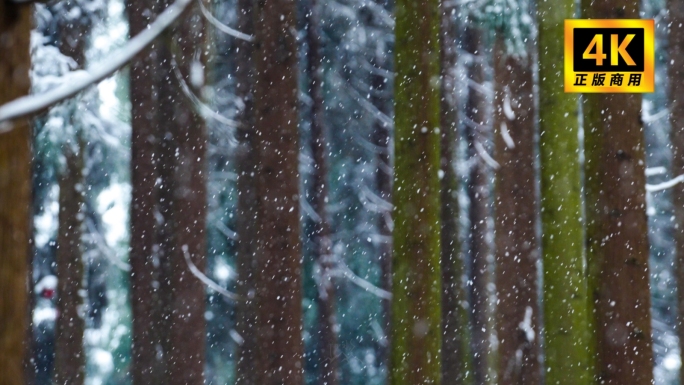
[536,2,593,384]
[391,0,442,382]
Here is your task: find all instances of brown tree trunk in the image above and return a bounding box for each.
[463,22,494,385]
[305,2,339,384]
[492,34,541,385]
[669,2,684,385]
[128,2,206,384]
[53,12,90,385]
[158,5,207,385]
[234,0,258,383]
[440,3,473,385]
[582,2,654,384]
[0,4,32,385]
[245,0,305,383]
[53,137,86,385]
[126,0,165,383]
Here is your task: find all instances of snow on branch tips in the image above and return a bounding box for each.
[0,0,194,129]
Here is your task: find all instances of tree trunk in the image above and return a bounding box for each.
[305,2,339,384]
[581,2,654,384]
[234,0,258,383]
[245,0,305,383]
[158,4,207,385]
[390,0,442,380]
[463,22,495,385]
[536,0,593,383]
[128,2,207,384]
[53,11,90,385]
[126,0,165,382]
[0,4,32,385]
[440,3,473,385]
[53,136,86,385]
[492,33,541,385]
[369,6,393,370]
[668,2,684,385]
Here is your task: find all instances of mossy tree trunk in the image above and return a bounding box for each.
[440,3,473,384]
[536,0,593,383]
[668,2,684,385]
[581,1,654,384]
[391,0,442,381]
[0,4,32,385]
[492,32,541,385]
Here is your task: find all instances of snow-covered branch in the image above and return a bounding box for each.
[182,245,241,301]
[0,0,193,127]
[331,263,392,300]
[198,0,254,42]
[646,174,684,192]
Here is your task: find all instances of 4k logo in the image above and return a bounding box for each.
[565,19,654,93]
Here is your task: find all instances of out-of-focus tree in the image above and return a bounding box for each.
[668,1,684,384]
[305,0,339,383]
[581,1,654,383]
[52,2,93,384]
[462,18,495,385]
[492,2,541,382]
[440,1,473,384]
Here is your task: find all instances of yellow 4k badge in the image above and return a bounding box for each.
[565,19,655,93]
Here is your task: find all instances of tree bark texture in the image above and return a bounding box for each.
[391,0,442,381]
[581,2,654,384]
[492,33,541,385]
[244,0,305,383]
[536,0,594,383]
[0,4,32,385]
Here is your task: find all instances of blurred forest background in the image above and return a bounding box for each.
[1,0,684,384]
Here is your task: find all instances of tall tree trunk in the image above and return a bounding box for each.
[53,10,90,385]
[463,22,495,385]
[234,0,258,383]
[369,5,393,370]
[53,136,86,385]
[158,5,207,385]
[243,0,305,383]
[536,0,593,383]
[668,2,684,385]
[305,2,339,384]
[581,2,654,384]
[126,0,165,383]
[390,0,442,381]
[492,32,541,385]
[440,3,473,385]
[0,4,32,385]
[128,2,207,384]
